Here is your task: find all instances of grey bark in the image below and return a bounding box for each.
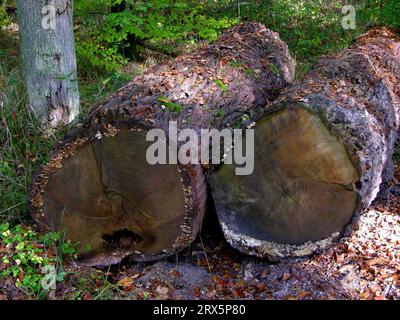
[16,0,80,126]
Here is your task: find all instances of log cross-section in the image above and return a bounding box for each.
[211,27,400,259]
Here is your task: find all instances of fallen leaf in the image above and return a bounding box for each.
[82,292,92,300]
[365,257,383,267]
[117,277,134,288]
[281,272,291,281]
[156,286,169,295]
[299,291,311,299]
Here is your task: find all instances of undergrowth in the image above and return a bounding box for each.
[0,223,78,298]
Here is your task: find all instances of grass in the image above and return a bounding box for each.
[0,38,79,296]
[0,34,61,224]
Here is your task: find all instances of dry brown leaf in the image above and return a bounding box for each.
[281,272,291,281]
[117,277,134,288]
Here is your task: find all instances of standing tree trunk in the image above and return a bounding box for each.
[211,28,400,259]
[30,22,295,266]
[16,0,80,127]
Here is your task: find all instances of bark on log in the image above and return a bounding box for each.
[30,22,295,266]
[210,27,400,259]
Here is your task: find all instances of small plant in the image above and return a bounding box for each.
[234,114,250,129]
[269,63,281,76]
[229,60,243,68]
[157,95,184,113]
[0,223,78,297]
[214,79,228,92]
[0,0,12,27]
[216,108,225,118]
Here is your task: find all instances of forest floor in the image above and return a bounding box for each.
[60,164,400,300]
[3,164,398,300]
[75,162,400,300]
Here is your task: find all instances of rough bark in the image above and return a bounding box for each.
[211,27,400,259]
[30,22,295,266]
[16,0,80,126]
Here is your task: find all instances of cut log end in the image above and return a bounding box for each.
[211,107,360,258]
[31,129,202,265]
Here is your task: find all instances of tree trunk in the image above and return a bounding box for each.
[211,27,400,259]
[16,0,80,127]
[30,22,295,266]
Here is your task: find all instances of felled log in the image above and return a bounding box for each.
[30,22,295,266]
[211,28,400,259]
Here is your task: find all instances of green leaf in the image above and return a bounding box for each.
[216,109,225,117]
[157,96,183,113]
[214,79,228,92]
[164,102,183,113]
[269,63,281,76]
[157,95,170,104]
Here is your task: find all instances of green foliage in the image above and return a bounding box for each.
[74,0,237,71]
[0,223,78,296]
[212,0,399,77]
[0,1,10,27]
[71,0,399,75]
[229,60,243,68]
[223,0,358,77]
[216,108,225,118]
[361,0,400,28]
[214,79,228,92]
[269,63,281,76]
[79,71,133,112]
[157,95,183,113]
[0,6,7,27]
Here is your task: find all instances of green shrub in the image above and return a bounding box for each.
[0,223,78,297]
[0,6,7,27]
[362,0,400,29]
[0,0,16,27]
[74,0,237,71]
